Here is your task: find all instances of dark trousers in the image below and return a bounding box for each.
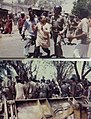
[52,32,58,55]
[34,46,50,58]
[18,27,22,35]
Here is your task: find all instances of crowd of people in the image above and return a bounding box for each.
[0,5,91,58]
[0,14,12,34]
[0,61,91,101]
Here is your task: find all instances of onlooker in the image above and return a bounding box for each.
[15,76,25,100]
[68,8,90,58]
[18,12,26,35]
[4,14,13,34]
[22,7,38,57]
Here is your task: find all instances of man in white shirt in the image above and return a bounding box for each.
[15,76,25,100]
[34,15,51,58]
[68,8,90,58]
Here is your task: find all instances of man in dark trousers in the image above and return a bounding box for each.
[51,5,68,57]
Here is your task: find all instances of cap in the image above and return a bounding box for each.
[28,7,33,12]
[21,11,25,14]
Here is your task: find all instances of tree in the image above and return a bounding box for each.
[72,0,91,15]
[23,0,64,9]
[53,61,73,85]
[17,0,21,4]
[87,0,91,14]
[23,60,38,80]
[71,61,91,81]
[24,0,38,6]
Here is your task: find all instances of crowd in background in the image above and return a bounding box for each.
[0,14,12,34]
[0,61,91,101]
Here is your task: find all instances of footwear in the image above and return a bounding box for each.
[24,53,29,58]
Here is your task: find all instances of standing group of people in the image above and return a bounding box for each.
[19,7,51,58]
[0,70,91,101]
[0,61,60,100]
[1,5,91,58]
[17,6,91,58]
[0,14,12,34]
[0,60,91,101]
[18,6,68,58]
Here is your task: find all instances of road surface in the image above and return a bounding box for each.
[0,25,91,58]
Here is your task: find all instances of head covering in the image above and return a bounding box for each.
[21,11,25,14]
[28,7,33,12]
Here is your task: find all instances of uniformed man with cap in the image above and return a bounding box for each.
[51,5,68,57]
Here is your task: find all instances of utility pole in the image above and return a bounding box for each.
[12,0,13,14]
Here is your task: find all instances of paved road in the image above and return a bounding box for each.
[0,25,91,58]
[0,33,24,58]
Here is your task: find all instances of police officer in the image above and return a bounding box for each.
[51,5,67,57]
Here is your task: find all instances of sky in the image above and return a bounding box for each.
[62,0,75,13]
[3,0,75,13]
[23,59,57,80]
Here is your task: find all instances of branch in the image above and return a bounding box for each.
[31,65,37,73]
[82,68,91,79]
[35,65,40,78]
[74,61,80,81]
[62,65,73,80]
[81,61,86,79]
[70,61,75,65]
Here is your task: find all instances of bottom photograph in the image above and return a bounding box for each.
[0,59,91,119]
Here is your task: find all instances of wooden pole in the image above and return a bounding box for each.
[3,96,8,119]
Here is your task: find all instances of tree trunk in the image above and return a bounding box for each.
[81,61,86,79]
[82,68,91,79]
[74,61,80,81]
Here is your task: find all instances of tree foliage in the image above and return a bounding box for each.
[53,61,73,85]
[53,61,91,86]
[71,61,91,81]
[23,0,64,9]
[23,0,37,6]
[72,0,91,15]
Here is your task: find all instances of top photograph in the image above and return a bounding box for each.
[0,0,91,58]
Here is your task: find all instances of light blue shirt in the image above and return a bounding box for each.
[22,18,38,36]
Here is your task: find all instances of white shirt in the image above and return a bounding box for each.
[76,18,90,44]
[15,83,25,99]
[36,22,51,48]
[22,18,38,36]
